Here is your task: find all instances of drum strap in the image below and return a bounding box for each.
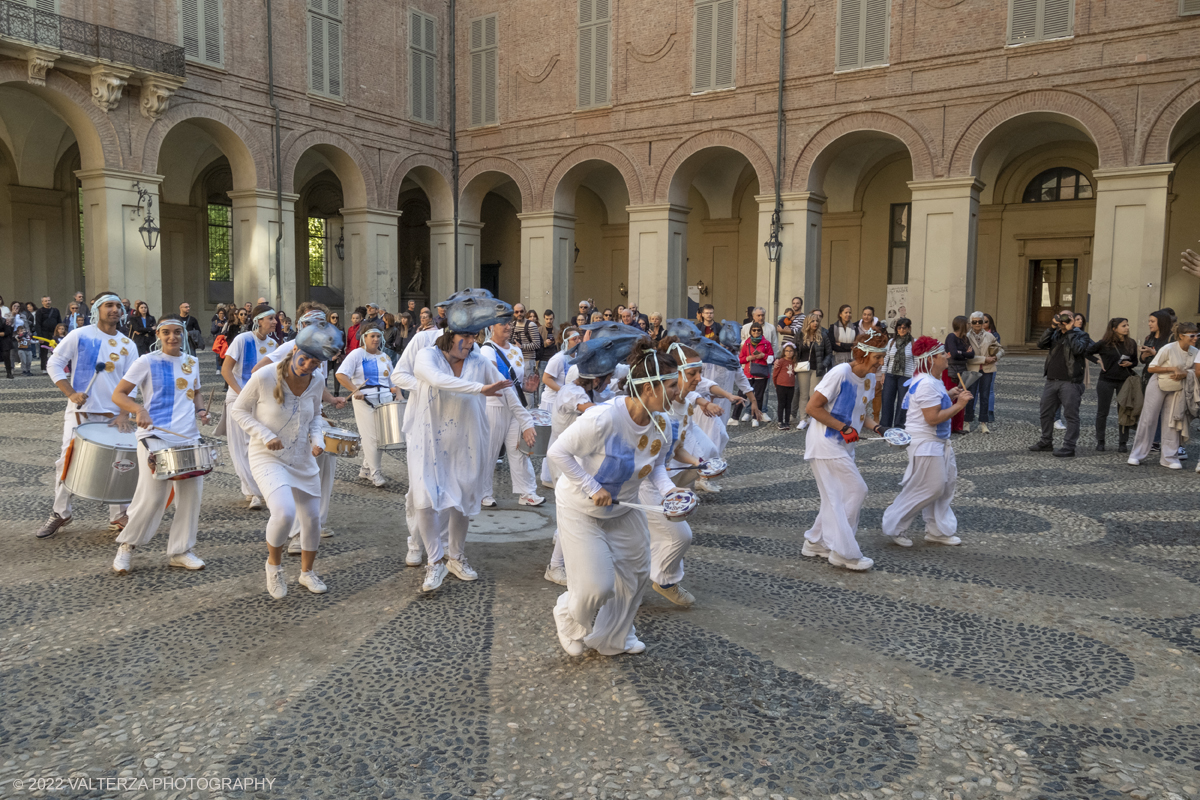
[483,344,528,408]
[60,440,74,481]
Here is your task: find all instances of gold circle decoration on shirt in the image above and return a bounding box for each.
[109,353,119,361]
[176,377,188,390]
[638,435,649,450]
[259,346,267,354]
[104,362,114,372]
[181,360,193,374]
[186,389,194,400]
[650,439,662,456]
[638,464,652,479]
[108,338,117,346]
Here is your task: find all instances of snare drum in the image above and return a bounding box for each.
[146,437,222,481]
[374,400,407,450]
[323,427,361,456]
[62,422,139,503]
[517,409,553,457]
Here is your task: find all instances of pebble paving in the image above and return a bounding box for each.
[0,356,1198,800]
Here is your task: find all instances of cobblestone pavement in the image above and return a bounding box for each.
[1,356,1198,800]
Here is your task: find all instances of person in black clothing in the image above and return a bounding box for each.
[178,302,203,352]
[34,296,61,372]
[1088,317,1138,453]
[1030,312,1094,457]
[130,301,157,356]
[0,316,14,378]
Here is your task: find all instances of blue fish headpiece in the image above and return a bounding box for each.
[718,320,741,351]
[570,335,642,379]
[567,321,645,355]
[692,337,739,370]
[663,318,703,342]
[436,287,494,309]
[445,296,514,335]
[295,320,344,361]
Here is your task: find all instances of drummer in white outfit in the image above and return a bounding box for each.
[548,339,693,657]
[336,322,399,487]
[252,304,346,551]
[230,322,344,599]
[220,303,277,510]
[110,317,211,573]
[881,336,972,547]
[538,327,582,487]
[481,320,541,508]
[392,288,497,568]
[409,302,534,593]
[37,292,137,539]
[802,329,888,571]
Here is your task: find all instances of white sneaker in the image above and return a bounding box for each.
[553,603,586,656]
[751,419,760,428]
[695,478,721,493]
[421,560,448,592]
[624,638,647,654]
[358,467,370,480]
[1054,419,1066,430]
[518,493,546,507]
[726,418,739,427]
[112,543,135,574]
[481,496,497,508]
[828,551,874,571]
[801,540,831,558]
[320,528,334,538]
[1127,457,1141,466]
[761,412,772,422]
[266,562,287,599]
[890,536,913,548]
[544,564,568,586]
[288,535,302,555]
[980,423,990,434]
[248,496,264,510]
[168,550,206,570]
[1163,461,1183,470]
[371,471,386,487]
[963,422,971,433]
[653,582,695,606]
[406,539,423,567]
[299,570,328,593]
[446,556,478,581]
[740,412,751,422]
[798,419,809,430]
[924,533,962,546]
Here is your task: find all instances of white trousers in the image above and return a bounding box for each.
[805,458,868,560]
[54,409,127,522]
[414,506,466,563]
[1129,378,1184,467]
[483,404,537,498]
[289,452,333,538]
[226,391,262,498]
[642,483,692,586]
[881,446,958,539]
[352,397,382,475]
[554,503,650,656]
[265,487,321,552]
[115,442,203,556]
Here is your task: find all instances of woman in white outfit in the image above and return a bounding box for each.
[230,322,343,599]
[1127,321,1199,469]
[110,317,211,573]
[336,322,399,487]
[548,339,693,657]
[409,301,534,593]
[221,303,277,509]
[880,336,973,548]
[481,320,541,507]
[802,330,888,571]
[538,326,582,487]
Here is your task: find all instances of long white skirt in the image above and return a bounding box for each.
[804,457,868,560]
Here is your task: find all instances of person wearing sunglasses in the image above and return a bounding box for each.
[1127,321,1199,469]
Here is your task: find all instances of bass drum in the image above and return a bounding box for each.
[61,422,140,503]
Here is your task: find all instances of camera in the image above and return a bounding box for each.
[1055,313,1073,324]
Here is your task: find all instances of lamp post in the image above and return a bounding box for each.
[132,181,159,251]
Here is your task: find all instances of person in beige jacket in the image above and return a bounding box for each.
[965,311,1001,433]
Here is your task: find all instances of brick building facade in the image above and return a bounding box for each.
[2,0,1200,343]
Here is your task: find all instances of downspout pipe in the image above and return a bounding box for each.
[771,0,786,318]
[449,0,460,291]
[266,0,284,314]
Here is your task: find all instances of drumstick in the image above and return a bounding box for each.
[611,500,667,514]
[150,424,194,439]
[81,362,106,397]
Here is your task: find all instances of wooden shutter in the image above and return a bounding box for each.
[1007,0,1038,43]
[28,0,57,10]
[411,11,425,121]
[578,0,611,107]
[309,13,326,93]
[181,0,201,59]
[1041,0,1072,39]
[836,0,861,71]
[1183,0,1200,16]
[469,15,497,126]
[202,0,222,64]
[327,15,342,97]
[713,0,734,88]
[693,1,713,91]
[578,24,593,107]
[863,0,888,66]
[410,10,437,124]
[470,18,483,126]
[307,0,343,98]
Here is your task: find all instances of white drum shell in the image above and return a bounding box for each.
[62,423,139,503]
[148,439,220,481]
[374,401,407,450]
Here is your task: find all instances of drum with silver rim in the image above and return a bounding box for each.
[146,437,222,481]
[62,422,140,503]
[517,409,553,457]
[373,399,407,450]
[323,427,361,456]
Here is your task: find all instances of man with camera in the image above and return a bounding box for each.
[1029,311,1094,457]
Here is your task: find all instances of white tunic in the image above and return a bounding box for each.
[337,347,393,389]
[47,326,137,415]
[538,350,572,412]
[804,362,877,462]
[122,352,201,446]
[229,365,325,498]
[408,345,524,514]
[391,327,442,393]
[225,331,277,392]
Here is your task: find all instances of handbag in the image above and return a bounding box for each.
[749,361,770,379]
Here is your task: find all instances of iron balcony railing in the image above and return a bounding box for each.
[0,0,185,78]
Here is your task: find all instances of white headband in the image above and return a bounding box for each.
[253,308,276,327]
[298,310,326,329]
[89,294,123,325]
[854,340,888,355]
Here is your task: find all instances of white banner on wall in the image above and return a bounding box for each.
[885,284,908,330]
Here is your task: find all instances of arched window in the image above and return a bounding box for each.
[1022,167,1093,203]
